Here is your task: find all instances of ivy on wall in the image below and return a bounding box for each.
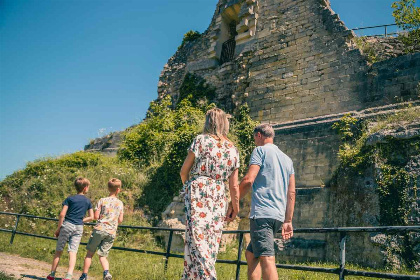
[332,108,419,269]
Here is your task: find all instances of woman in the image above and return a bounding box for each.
[180,108,240,280]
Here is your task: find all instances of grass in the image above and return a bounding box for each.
[1,232,417,280]
[0,272,19,280]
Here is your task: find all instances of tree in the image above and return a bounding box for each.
[392,0,420,53]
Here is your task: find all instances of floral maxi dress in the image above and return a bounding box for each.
[182,134,240,280]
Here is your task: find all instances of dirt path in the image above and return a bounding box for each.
[0,252,97,280]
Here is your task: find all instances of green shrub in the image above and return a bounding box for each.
[392,0,420,53]
[0,152,147,218]
[178,30,201,50]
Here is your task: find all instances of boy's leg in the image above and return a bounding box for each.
[50,222,71,277]
[67,251,77,275]
[99,256,109,271]
[51,250,63,273]
[98,232,114,279]
[83,250,96,273]
[66,225,84,279]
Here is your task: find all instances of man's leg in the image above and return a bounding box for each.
[259,256,278,280]
[246,250,261,280]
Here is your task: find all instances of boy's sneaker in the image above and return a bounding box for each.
[79,274,88,280]
[103,272,112,280]
[46,276,55,280]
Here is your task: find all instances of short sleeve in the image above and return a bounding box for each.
[289,161,295,175]
[87,199,93,210]
[249,147,264,166]
[188,135,201,157]
[120,201,124,214]
[62,197,69,206]
[235,149,240,169]
[95,198,102,211]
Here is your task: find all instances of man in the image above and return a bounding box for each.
[228,123,295,280]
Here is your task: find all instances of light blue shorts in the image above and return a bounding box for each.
[56,221,84,252]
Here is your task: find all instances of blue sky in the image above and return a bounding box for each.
[0,0,404,179]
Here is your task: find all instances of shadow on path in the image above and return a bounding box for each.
[21,275,64,280]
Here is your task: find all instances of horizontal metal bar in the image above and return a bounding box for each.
[2,212,419,233]
[111,246,166,256]
[346,269,420,279]
[0,228,13,233]
[351,23,398,31]
[168,253,184,259]
[5,230,420,279]
[275,264,339,274]
[292,226,420,233]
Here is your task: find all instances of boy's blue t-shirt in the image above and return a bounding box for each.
[249,143,294,222]
[62,194,92,225]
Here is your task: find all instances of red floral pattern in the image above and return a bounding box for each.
[182,134,240,280]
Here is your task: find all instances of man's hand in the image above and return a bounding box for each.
[225,202,237,222]
[281,222,293,240]
[54,228,61,238]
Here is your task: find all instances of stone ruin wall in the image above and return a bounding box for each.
[85,0,420,267]
[158,0,420,189]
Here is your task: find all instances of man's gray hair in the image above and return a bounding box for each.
[254,124,275,138]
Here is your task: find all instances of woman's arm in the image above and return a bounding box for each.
[180,151,195,184]
[226,168,239,222]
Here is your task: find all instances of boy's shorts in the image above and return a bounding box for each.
[56,221,84,252]
[86,229,115,257]
[246,218,283,257]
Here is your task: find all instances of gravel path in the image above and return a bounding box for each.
[0,252,97,280]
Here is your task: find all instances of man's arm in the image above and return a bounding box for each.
[239,164,260,199]
[226,164,260,221]
[282,174,295,240]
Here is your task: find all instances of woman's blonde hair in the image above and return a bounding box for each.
[203,108,230,139]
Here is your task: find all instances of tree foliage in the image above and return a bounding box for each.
[119,73,258,219]
[392,0,420,53]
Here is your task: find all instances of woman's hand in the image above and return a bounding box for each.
[225,202,238,222]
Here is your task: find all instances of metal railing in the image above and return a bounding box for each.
[1,211,419,280]
[351,23,399,37]
[220,38,236,64]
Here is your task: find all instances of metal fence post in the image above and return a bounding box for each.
[385,26,388,37]
[164,231,174,272]
[10,214,21,244]
[339,232,346,280]
[235,232,244,280]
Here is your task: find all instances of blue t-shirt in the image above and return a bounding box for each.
[63,194,92,225]
[249,143,294,221]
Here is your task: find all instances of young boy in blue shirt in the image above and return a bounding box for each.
[47,177,94,280]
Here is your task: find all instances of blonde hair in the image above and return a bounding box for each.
[203,108,230,139]
[108,178,122,192]
[74,177,90,193]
